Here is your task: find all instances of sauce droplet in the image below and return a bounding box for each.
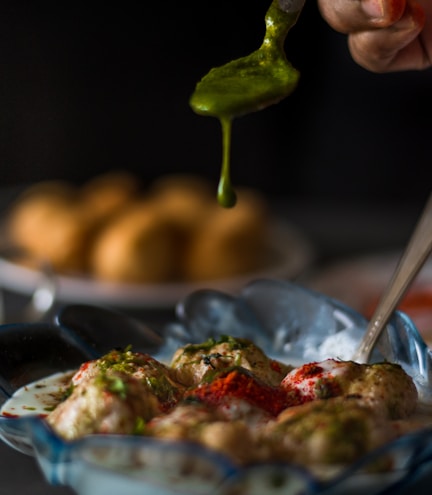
[190,0,304,207]
[217,117,237,208]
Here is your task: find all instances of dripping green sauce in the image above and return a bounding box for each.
[190,0,303,207]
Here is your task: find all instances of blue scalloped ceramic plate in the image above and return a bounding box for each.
[1,279,432,495]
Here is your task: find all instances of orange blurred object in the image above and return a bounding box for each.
[364,285,432,345]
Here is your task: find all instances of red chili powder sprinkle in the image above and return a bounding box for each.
[1,412,19,418]
[270,360,283,374]
[73,361,91,382]
[185,369,289,416]
[296,363,324,380]
[282,362,343,404]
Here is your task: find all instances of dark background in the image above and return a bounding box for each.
[1,4,432,492]
[0,0,431,207]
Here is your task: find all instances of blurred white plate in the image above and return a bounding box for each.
[0,221,314,309]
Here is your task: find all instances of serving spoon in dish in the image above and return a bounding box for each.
[352,192,432,365]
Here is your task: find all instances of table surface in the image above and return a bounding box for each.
[1,191,431,494]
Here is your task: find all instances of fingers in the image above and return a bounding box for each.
[348,2,427,71]
[317,0,428,72]
[317,0,407,33]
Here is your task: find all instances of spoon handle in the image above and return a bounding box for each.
[277,0,306,14]
[352,192,432,363]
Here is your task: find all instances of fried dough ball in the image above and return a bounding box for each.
[79,171,140,223]
[89,201,178,283]
[6,174,271,282]
[7,181,94,272]
[182,188,269,281]
[145,175,216,277]
[148,174,214,235]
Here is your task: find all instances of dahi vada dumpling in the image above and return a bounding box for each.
[182,188,269,281]
[89,202,177,283]
[7,181,94,273]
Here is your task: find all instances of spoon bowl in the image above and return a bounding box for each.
[190,0,305,118]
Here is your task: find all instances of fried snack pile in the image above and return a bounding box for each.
[45,336,423,475]
[6,172,269,283]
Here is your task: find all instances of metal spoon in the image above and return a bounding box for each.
[189,0,305,119]
[352,192,432,364]
[189,0,306,207]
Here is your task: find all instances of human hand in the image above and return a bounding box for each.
[317,0,430,72]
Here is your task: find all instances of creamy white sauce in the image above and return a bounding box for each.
[0,370,75,418]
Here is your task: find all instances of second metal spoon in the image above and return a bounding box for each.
[352,192,432,363]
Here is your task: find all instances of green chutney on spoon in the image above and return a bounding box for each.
[190,0,306,207]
